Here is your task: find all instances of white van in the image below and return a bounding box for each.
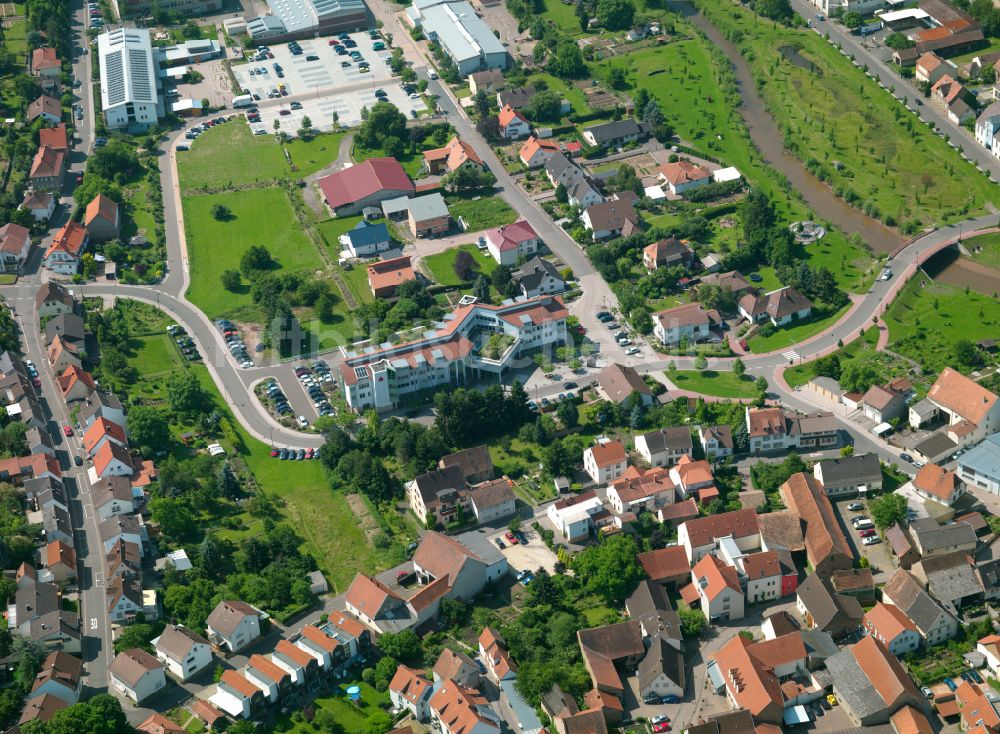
[853,519,874,530]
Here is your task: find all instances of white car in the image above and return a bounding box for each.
[880,269,893,281]
[297,415,309,428]
[862,536,882,546]
[409,93,419,100]
[429,71,438,79]
[912,460,925,469]
[625,346,640,355]
[241,360,254,369]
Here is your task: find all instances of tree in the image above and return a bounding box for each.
[550,42,587,79]
[555,182,568,204]
[127,406,170,453]
[473,89,491,119]
[577,0,590,29]
[85,140,140,182]
[740,189,776,255]
[220,268,242,291]
[841,10,862,27]
[755,375,769,395]
[732,358,745,378]
[240,244,274,276]
[476,116,502,143]
[442,165,496,194]
[571,535,644,603]
[607,65,628,89]
[167,371,208,418]
[453,249,476,281]
[954,339,982,369]
[40,694,132,734]
[556,400,579,427]
[473,275,491,303]
[839,360,880,393]
[612,163,642,195]
[885,32,915,50]
[376,630,422,663]
[112,622,160,654]
[869,492,907,530]
[694,353,708,373]
[677,607,708,637]
[524,90,564,122]
[753,0,792,21]
[211,203,231,221]
[150,497,198,543]
[596,0,635,29]
[356,101,408,150]
[363,712,394,734]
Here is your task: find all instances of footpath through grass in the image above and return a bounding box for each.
[697,0,1000,229]
[182,187,323,318]
[669,369,759,397]
[885,277,1000,374]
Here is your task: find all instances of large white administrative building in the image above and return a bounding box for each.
[407,0,507,77]
[98,28,163,130]
[338,294,568,412]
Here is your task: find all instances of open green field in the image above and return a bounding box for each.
[528,73,594,115]
[183,188,323,317]
[423,244,496,286]
[669,369,758,397]
[317,215,364,252]
[746,305,849,353]
[177,121,344,189]
[448,195,518,231]
[540,0,587,34]
[4,17,27,56]
[698,0,1000,228]
[619,34,874,293]
[965,232,1000,270]
[885,277,1000,374]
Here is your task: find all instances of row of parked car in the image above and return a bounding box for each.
[261,379,294,419]
[166,324,201,361]
[269,446,320,460]
[295,363,334,417]
[216,319,254,369]
[179,116,237,150]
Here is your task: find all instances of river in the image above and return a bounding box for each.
[922,248,1000,295]
[673,1,902,254]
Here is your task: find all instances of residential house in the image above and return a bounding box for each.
[637,545,692,588]
[439,445,493,484]
[93,440,134,479]
[105,539,141,582]
[29,145,66,191]
[467,479,515,523]
[43,221,87,275]
[0,223,31,273]
[512,256,564,298]
[882,568,959,646]
[381,194,450,238]
[642,237,695,271]
[976,101,1000,157]
[421,136,485,175]
[863,602,921,656]
[830,569,876,603]
[908,517,977,558]
[700,270,755,297]
[84,194,120,241]
[635,427,692,468]
[245,654,292,702]
[78,390,127,431]
[468,68,504,95]
[30,651,83,705]
[911,551,984,614]
[479,627,516,683]
[652,302,719,346]
[109,649,166,703]
[136,714,187,734]
[544,153,587,189]
[518,136,561,168]
[916,52,951,83]
[582,119,649,148]
[367,256,416,299]
[780,473,854,576]
[824,637,929,726]
[978,634,1000,679]
[765,286,813,326]
[669,455,718,504]
[210,670,265,719]
[389,665,434,721]
[546,491,605,542]
[958,432,1000,493]
[955,680,1000,732]
[38,124,67,152]
[581,198,641,240]
[106,576,145,623]
[497,86,536,109]
[931,74,976,124]
[698,425,734,459]
[340,221,392,258]
[607,466,674,515]
[433,648,480,688]
[92,475,135,521]
[26,426,54,457]
[708,632,810,724]
[911,463,965,506]
[795,573,864,638]
[41,541,76,584]
[583,439,627,484]
[498,104,530,140]
[21,190,56,223]
[57,365,95,403]
[691,553,744,622]
[28,95,62,124]
[47,336,80,374]
[45,313,87,349]
[657,160,712,196]
[428,678,501,734]
[594,363,654,407]
[745,407,838,454]
[40,503,74,547]
[271,639,318,687]
[18,695,68,727]
[35,283,75,319]
[413,531,508,601]
[918,367,1000,447]
[862,384,908,424]
[30,47,60,79]
[317,158,414,217]
[99,514,144,555]
[812,453,883,498]
[205,600,264,653]
[83,417,128,458]
[407,464,468,526]
[678,507,760,564]
[153,624,213,681]
[577,620,646,708]
[886,523,920,570]
[484,219,540,266]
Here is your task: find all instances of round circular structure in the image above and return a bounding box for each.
[789,221,826,243]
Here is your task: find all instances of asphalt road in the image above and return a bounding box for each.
[803,3,1000,182]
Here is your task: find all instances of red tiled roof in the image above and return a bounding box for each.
[681,508,759,548]
[367,255,415,293]
[318,158,413,210]
[498,104,527,129]
[31,47,59,70]
[44,221,86,260]
[83,416,127,454]
[30,145,64,180]
[587,440,627,469]
[38,124,68,150]
[486,219,539,252]
[85,194,118,227]
[93,439,133,477]
[928,367,998,426]
[220,670,261,698]
[0,223,30,256]
[913,463,959,501]
[692,553,741,601]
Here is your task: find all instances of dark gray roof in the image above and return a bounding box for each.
[412,464,467,506]
[41,504,72,543]
[882,568,955,635]
[497,86,535,110]
[77,390,124,424]
[814,453,882,487]
[16,579,59,625]
[913,431,958,459]
[702,425,733,450]
[826,647,886,722]
[685,710,756,734]
[795,573,863,635]
[25,426,53,453]
[544,152,579,179]
[800,629,840,663]
[915,551,983,610]
[978,557,1000,595]
[513,257,563,293]
[44,314,86,346]
[28,610,79,643]
[99,513,140,544]
[638,427,693,456]
[910,517,977,553]
[626,580,682,644]
[23,476,63,502]
[584,118,646,144]
[638,633,684,692]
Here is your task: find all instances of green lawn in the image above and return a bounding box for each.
[178,121,344,189]
[274,683,390,734]
[620,32,874,293]
[965,232,1000,270]
[540,0,588,35]
[784,327,879,387]
[669,369,760,397]
[183,188,323,318]
[746,305,850,354]
[885,277,1000,374]
[354,143,425,178]
[423,244,496,286]
[341,263,375,304]
[529,72,594,115]
[697,0,1000,228]
[317,215,365,252]
[448,195,518,231]
[130,335,183,380]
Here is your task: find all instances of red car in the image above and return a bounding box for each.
[63,426,73,437]
[270,448,279,457]
[859,528,876,538]
[653,723,671,733]
[504,531,518,545]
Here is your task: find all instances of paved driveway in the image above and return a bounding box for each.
[491,526,560,573]
[832,496,893,579]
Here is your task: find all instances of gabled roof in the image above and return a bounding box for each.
[108,648,162,687]
[389,664,433,703]
[32,46,59,69]
[825,636,924,722]
[584,198,639,233]
[596,362,653,404]
[692,553,741,601]
[85,194,119,227]
[626,580,682,643]
[779,473,854,570]
[913,463,960,501]
[429,679,498,734]
[154,624,209,662]
[93,439,133,476]
[864,601,918,642]
[38,124,68,151]
[317,157,413,210]
[927,367,998,426]
[206,600,261,638]
[711,633,806,720]
[137,713,186,734]
[578,620,645,694]
[658,159,711,186]
[498,103,528,129]
[31,145,65,180]
[653,302,718,331]
[28,95,61,121]
[31,651,82,696]
[0,223,30,257]
[44,221,86,261]
[586,440,627,469]
[882,568,955,636]
[681,507,759,548]
[765,286,812,319]
[795,573,863,634]
[413,530,485,587]
[44,540,76,570]
[637,546,690,582]
[83,416,127,454]
[485,219,539,251]
[345,573,404,618]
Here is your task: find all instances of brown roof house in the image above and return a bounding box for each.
[637,546,691,588]
[30,47,60,78]
[108,648,166,703]
[779,472,854,576]
[642,237,695,271]
[84,194,120,241]
[0,223,31,274]
[205,600,265,653]
[30,651,83,705]
[35,282,75,319]
[27,95,61,124]
[21,190,56,223]
[582,197,642,241]
[367,255,416,299]
[583,438,628,484]
[29,145,66,191]
[577,620,646,716]
[795,572,863,638]
[595,363,654,407]
[421,136,485,175]
[153,624,213,681]
[438,445,494,484]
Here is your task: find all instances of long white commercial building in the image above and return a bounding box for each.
[338,294,568,412]
[407,0,507,77]
[97,28,163,130]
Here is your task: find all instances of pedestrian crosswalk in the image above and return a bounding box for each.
[783,350,800,362]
